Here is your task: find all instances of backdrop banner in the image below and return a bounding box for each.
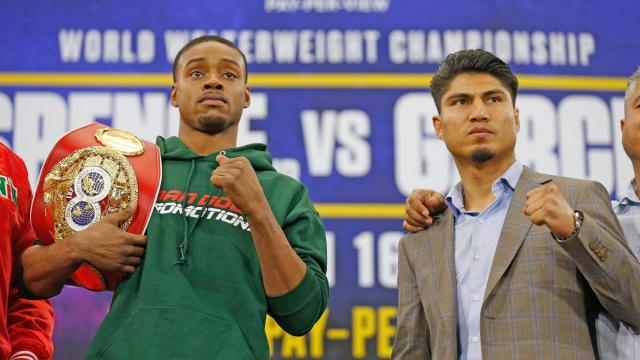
[1,1,638,358]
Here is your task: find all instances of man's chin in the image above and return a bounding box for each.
[471,148,496,164]
[198,116,229,135]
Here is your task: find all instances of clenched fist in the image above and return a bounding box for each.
[523,183,576,238]
[403,189,447,233]
[211,155,269,217]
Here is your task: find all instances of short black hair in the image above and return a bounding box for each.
[430,49,518,112]
[172,35,248,83]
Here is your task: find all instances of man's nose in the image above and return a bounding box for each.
[469,101,489,122]
[203,75,223,91]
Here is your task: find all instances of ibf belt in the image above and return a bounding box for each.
[31,123,161,291]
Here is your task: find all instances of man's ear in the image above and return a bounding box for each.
[170,84,178,108]
[433,115,443,140]
[243,86,251,109]
[620,118,625,132]
[514,107,520,133]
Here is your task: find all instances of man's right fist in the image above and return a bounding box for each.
[403,189,447,233]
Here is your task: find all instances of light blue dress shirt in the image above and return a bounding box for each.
[596,179,640,359]
[445,161,523,360]
[615,179,640,259]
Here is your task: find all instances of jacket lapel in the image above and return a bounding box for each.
[483,166,552,300]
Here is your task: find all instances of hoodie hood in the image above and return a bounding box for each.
[156,136,276,172]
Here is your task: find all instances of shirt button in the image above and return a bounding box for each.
[473,294,480,301]
[474,253,480,260]
[472,336,479,343]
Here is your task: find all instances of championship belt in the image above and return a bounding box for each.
[31,123,161,291]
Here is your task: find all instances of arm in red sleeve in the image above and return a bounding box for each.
[4,145,54,359]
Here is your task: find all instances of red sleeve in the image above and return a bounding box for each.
[6,289,54,360]
[4,145,54,359]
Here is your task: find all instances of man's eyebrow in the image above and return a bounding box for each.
[482,89,507,97]
[183,57,206,69]
[444,92,471,101]
[220,58,242,68]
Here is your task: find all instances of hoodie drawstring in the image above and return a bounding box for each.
[175,159,197,265]
[174,150,228,265]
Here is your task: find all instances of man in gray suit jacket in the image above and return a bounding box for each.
[392,49,640,359]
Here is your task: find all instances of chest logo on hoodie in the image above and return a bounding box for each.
[154,190,250,232]
[0,175,18,208]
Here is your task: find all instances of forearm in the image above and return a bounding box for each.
[21,239,81,298]
[560,182,640,328]
[252,201,328,335]
[248,208,307,297]
[559,214,640,328]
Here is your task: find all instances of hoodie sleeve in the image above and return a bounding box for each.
[266,186,329,336]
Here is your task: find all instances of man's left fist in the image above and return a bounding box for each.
[211,155,268,217]
[523,183,576,238]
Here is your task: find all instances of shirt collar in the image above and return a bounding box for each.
[445,161,523,217]
[616,178,640,208]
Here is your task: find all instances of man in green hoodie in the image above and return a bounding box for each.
[21,35,329,359]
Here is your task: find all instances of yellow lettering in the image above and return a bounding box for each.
[352,306,376,358]
[309,310,328,358]
[266,310,332,359]
[282,334,307,358]
[377,306,397,358]
[267,307,398,358]
[265,316,284,355]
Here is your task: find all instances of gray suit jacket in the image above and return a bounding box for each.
[392,167,640,359]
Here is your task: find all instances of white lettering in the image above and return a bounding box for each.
[394,93,454,195]
[378,232,401,288]
[336,110,371,176]
[68,92,111,130]
[14,92,67,186]
[302,110,338,176]
[610,97,632,199]
[515,95,558,174]
[113,92,168,142]
[388,30,406,64]
[59,29,84,63]
[237,93,268,146]
[579,33,596,66]
[558,95,613,188]
[84,29,102,63]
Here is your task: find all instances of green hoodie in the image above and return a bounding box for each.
[86,137,329,359]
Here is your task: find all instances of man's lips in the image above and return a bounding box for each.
[198,93,228,106]
[468,128,492,135]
